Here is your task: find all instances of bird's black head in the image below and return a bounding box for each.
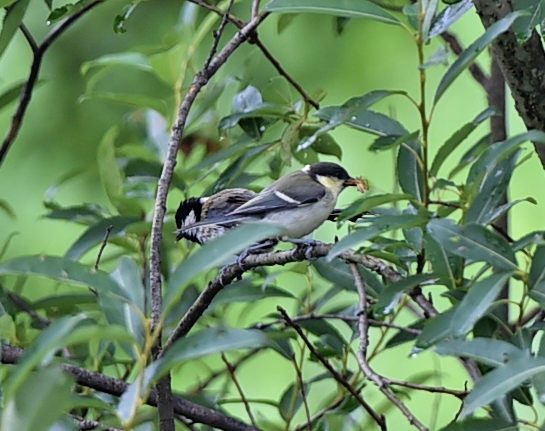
[175,197,203,229]
[305,162,351,181]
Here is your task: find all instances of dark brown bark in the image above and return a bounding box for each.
[472,0,545,168]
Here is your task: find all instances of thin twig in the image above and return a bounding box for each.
[1,344,258,431]
[94,225,113,271]
[20,23,38,54]
[0,0,104,166]
[190,348,262,393]
[254,312,421,335]
[6,291,50,329]
[387,378,467,400]
[203,0,235,70]
[278,306,387,430]
[292,356,312,431]
[72,415,122,431]
[221,353,257,427]
[350,264,428,431]
[251,0,260,17]
[188,0,320,109]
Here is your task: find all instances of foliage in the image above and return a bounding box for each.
[1,0,545,430]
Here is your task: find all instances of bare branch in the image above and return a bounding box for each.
[1,344,258,431]
[350,264,428,431]
[278,306,387,430]
[94,224,113,271]
[221,353,257,427]
[188,0,320,109]
[472,0,545,169]
[20,23,38,54]
[0,0,104,166]
[292,356,311,431]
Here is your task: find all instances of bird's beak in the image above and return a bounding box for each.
[344,177,368,193]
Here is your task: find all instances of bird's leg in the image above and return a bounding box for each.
[236,238,277,271]
[282,237,323,260]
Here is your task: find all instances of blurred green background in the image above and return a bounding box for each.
[1,1,544,429]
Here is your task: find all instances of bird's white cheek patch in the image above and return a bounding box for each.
[316,175,343,196]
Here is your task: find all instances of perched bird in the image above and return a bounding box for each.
[175,188,257,244]
[176,162,366,243]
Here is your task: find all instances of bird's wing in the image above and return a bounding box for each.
[228,171,326,217]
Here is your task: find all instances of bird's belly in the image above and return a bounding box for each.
[263,197,335,238]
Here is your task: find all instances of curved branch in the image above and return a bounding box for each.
[0,344,258,431]
[0,0,104,166]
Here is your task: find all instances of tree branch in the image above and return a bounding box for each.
[0,344,258,431]
[277,306,387,430]
[188,0,320,109]
[350,264,428,431]
[0,0,104,166]
[472,0,545,169]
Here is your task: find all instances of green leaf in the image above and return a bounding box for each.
[461,356,545,417]
[114,0,143,33]
[0,367,73,431]
[533,331,545,404]
[44,203,105,224]
[424,234,461,290]
[370,130,419,152]
[81,52,153,75]
[0,0,30,60]
[327,213,427,260]
[439,418,516,431]
[434,12,523,103]
[219,104,292,130]
[312,258,384,296]
[435,338,524,366]
[375,274,437,315]
[513,0,545,41]
[429,0,473,38]
[416,308,456,348]
[2,315,86,398]
[65,216,139,260]
[153,328,271,380]
[81,91,170,118]
[465,153,519,225]
[453,273,512,336]
[430,107,497,177]
[529,245,545,307]
[337,193,413,222]
[427,219,518,271]
[165,223,284,314]
[0,80,37,113]
[213,280,294,306]
[0,255,121,292]
[397,138,425,201]
[422,0,439,41]
[265,0,400,25]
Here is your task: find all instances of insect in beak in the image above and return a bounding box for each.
[344,177,368,193]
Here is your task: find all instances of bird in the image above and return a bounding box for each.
[175,188,257,244]
[176,162,366,245]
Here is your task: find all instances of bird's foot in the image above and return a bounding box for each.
[236,239,278,271]
[283,237,322,260]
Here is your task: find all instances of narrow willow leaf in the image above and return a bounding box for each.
[0,367,73,431]
[430,107,497,177]
[422,0,439,41]
[152,328,271,381]
[65,216,139,260]
[313,258,384,296]
[81,52,153,75]
[2,315,87,398]
[424,234,460,289]
[327,214,427,260]
[265,0,400,25]
[453,273,512,336]
[427,219,518,271]
[461,356,545,417]
[0,0,30,60]
[397,139,425,201]
[213,282,294,306]
[375,274,437,314]
[434,12,523,103]
[0,255,121,292]
[435,338,525,366]
[165,223,284,314]
[415,309,456,348]
[337,193,413,222]
[439,418,516,431]
[465,152,519,225]
[533,333,545,404]
[529,245,545,307]
[370,131,420,152]
[429,0,473,37]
